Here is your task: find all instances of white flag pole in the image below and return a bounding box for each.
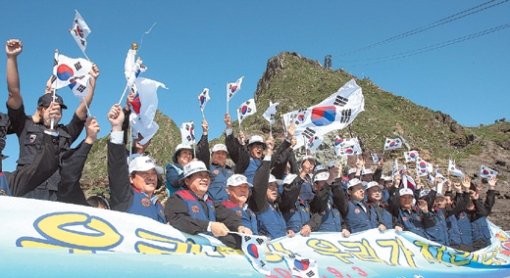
[117,83,130,105]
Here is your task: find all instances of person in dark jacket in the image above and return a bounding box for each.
[224,113,265,184]
[248,137,294,240]
[222,174,258,235]
[390,187,436,238]
[345,178,378,233]
[107,104,165,223]
[165,160,251,249]
[365,181,393,231]
[6,38,99,200]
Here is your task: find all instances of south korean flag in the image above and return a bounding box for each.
[238,234,271,275]
[283,254,319,278]
[480,165,498,179]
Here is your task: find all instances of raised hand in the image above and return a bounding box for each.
[6,39,23,57]
[201,119,208,135]
[461,176,471,191]
[108,104,124,131]
[85,117,100,144]
[89,64,100,80]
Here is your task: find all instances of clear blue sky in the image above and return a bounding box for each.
[1,1,509,171]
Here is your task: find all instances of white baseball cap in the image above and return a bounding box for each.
[129,156,163,175]
[313,171,330,183]
[399,187,414,196]
[362,168,373,175]
[173,143,194,163]
[347,178,363,189]
[365,181,382,190]
[227,174,253,187]
[182,160,209,179]
[248,135,266,146]
[269,174,283,185]
[347,168,357,175]
[211,144,228,153]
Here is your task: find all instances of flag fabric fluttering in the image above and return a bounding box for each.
[480,165,498,179]
[197,88,210,112]
[237,99,257,124]
[283,255,319,278]
[180,121,195,145]
[124,46,147,88]
[404,150,420,163]
[51,52,92,95]
[129,77,167,145]
[333,136,361,156]
[383,137,403,151]
[416,157,433,177]
[282,79,364,149]
[262,101,279,124]
[448,160,464,177]
[69,10,91,52]
[238,234,271,275]
[226,76,244,102]
[301,128,323,152]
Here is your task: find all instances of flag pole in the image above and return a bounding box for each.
[201,109,206,121]
[118,83,130,105]
[81,96,92,117]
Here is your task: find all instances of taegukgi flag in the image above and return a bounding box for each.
[227,76,244,102]
[237,98,257,124]
[197,88,211,112]
[51,52,92,91]
[283,79,364,149]
[69,10,91,52]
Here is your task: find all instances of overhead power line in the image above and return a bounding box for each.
[339,0,509,56]
[342,23,510,67]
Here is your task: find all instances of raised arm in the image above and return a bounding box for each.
[6,39,23,109]
[75,64,100,120]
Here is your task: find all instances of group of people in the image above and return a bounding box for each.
[1,39,499,251]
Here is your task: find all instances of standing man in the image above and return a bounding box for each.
[5,38,99,200]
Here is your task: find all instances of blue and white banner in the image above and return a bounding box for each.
[1,196,510,277]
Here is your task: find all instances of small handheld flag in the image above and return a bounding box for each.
[480,165,498,179]
[237,234,270,276]
[237,98,257,126]
[180,122,195,145]
[262,101,279,135]
[197,88,210,118]
[404,150,420,163]
[448,160,464,177]
[383,137,403,151]
[69,10,91,57]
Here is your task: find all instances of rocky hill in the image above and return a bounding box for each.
[81,52,510,229]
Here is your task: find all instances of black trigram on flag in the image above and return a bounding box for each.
[306,270,315,277]
[339,109,352,123]
[75,84,86,93]
[302,127,316,140]
[334,95,348,106]
[74,61,82,71]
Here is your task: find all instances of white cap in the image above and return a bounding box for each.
[175,143,193,152]
[419,189,431,199]
[248,135,265,146]
[211,144,228,153]
[365,181,382,190]
[348,168,357,175]
[227,174,253,187]
[282,174,297,185]
[129,156,163,175]
[173,143,194,163]
[399,187,414,196]
[313,171,330,183]
[270,174,284,185]
[362,168,373,175]
[182,160,209,179]
[347,178,362,189]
